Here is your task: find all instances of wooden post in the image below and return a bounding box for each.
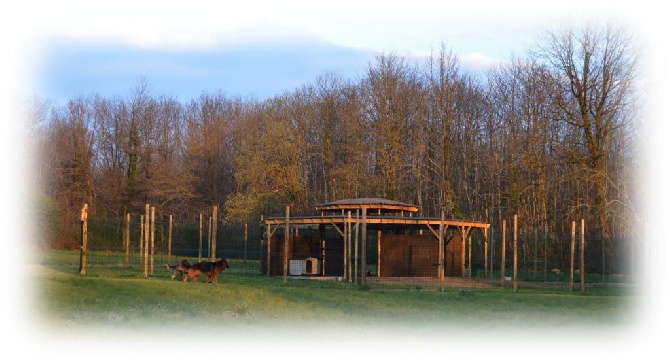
[150,206,155,276]
[79,204,88,275]
[468,233,472,278]
[513,214,518,293]
[347,211,353,282]
[124,212,130,267]
[581,219,586,294]
[461,226,466,277]
[570,220,576,291]
[283,205,290,285]
[212,205,218,261]
[343,213,349,280]
[438,210,444,281]
[139,214,144,261]
[354,210,359,285]
[490,226,494,279]
[484,209,488,279]
[361,206,367,286]
[207,216,212,260]
[168,215,173,259]
[484,227,489,279]
[377,229,382,278]
[321,239,326,276]
[244,223,248,270]
[501,219,506,287]
[144,204,149,278]
[198,213,203,263]
[266,222,271,277]
[544,221,548,282]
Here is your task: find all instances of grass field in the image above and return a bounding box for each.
[25,249,641,338]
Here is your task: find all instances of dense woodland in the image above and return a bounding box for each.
[28,24,643,274]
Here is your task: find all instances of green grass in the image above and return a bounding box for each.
[29,250,640,333]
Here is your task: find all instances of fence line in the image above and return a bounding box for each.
[77,205,636,289]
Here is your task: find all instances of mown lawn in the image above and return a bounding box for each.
[28,250,640,335]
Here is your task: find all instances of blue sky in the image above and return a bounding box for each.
[12,0,652,103]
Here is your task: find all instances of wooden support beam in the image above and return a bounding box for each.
[283,205,290,285]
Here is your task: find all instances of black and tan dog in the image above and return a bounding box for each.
[165,259,192,281]
[183,258,229,283]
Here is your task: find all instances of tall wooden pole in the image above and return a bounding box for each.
[513,214,518,293]
[139,214,144,261]
[484,209,488,279]
[501,219,506,287]
[144,204,149,278]
[354,210,359,285]
[266,222,271,276]
[570,220,576,291]
[212,205,218,261]
[244,223,248,270]
[342,211,351,280]
[544,221,548,282]
[150,206,155,276]
[207,216,212,260]
[468,233,472,278]
[490,227,494,279]
[198,213,203,263]
[79,204,88,275]
[347,211,352,282]
[581,219,586,294]
[168,214,173,259]
[461,227,466,277]
[283,205,290,285]
[484,227,489,279]
[361,206,367,286]
[438,210,444,282]
[377,229,382,278]
[124,212,130,266]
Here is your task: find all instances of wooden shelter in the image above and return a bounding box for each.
[261,198,490,284]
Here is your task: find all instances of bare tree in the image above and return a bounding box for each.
[533,23,639,241]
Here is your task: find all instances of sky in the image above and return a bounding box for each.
[2,0,670,359]
[9,0,658,103]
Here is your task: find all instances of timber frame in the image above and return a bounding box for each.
[261,198,490,285]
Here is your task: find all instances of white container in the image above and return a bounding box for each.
[289,260,305,276]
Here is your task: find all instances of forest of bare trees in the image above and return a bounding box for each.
[28,24,642,274]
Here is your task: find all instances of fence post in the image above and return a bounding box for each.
[150,206,155,276]
[244,223,248,270]
[208,216,212,260]
[144,204,149,278]
[79,204,88,275]
[570,220,576,291]
[513,214,518,293]
[140,214,144,261]
[199,213,203,263]
[212,205,218,261]
[125,212,130,266]
[581,219,586,294]
[361,206,367,286]
[501,219,506,287]
[168,214,173,259]
[283,205,290,285]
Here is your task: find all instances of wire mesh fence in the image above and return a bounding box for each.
[80,215,263,278]
[77,210,637,290]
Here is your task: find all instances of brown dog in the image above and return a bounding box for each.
[183,258,229,283]
[165,259,192,281]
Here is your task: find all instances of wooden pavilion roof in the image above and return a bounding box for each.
[263,198,489,230]
[315,198,419,214]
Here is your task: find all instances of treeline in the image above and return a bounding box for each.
[29,24,642,272]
